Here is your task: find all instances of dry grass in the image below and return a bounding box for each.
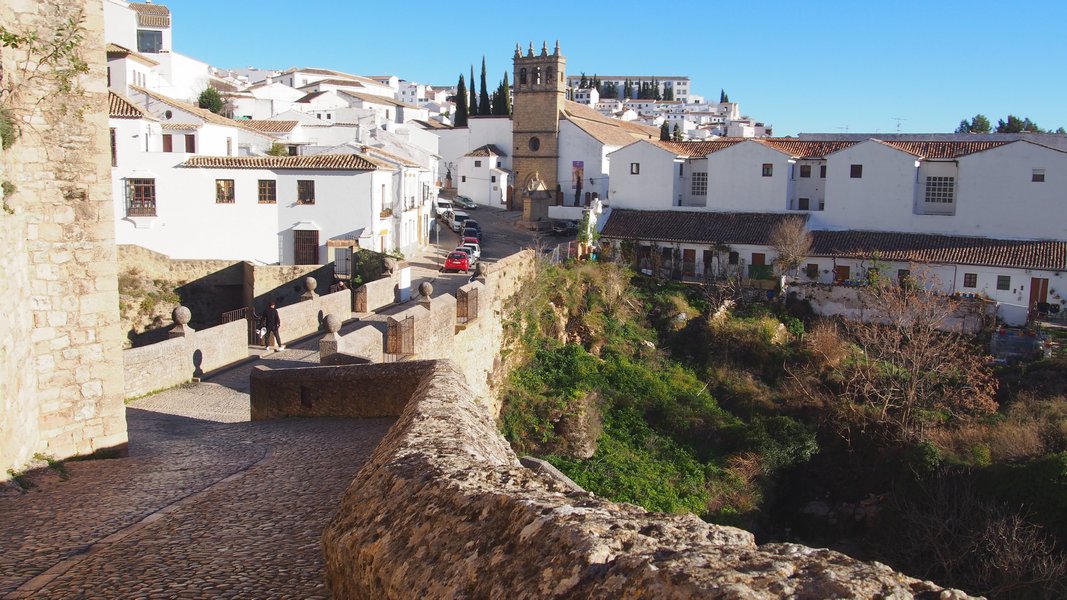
[804,320,849,370]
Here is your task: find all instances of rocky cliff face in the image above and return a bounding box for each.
[322,361,974,599]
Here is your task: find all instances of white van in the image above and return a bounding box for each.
[449,210,470,232]
[434,198,454,219]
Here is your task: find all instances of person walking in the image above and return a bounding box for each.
[264,301,283,351]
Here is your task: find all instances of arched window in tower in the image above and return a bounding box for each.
[546,67,553,83]
[534,67,541,85]
[520,68,527,85]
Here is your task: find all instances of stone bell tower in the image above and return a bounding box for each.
[512,41,566,221]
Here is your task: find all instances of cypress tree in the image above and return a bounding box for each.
[469,66,477,116]
[672,123,682,142]
[653,78,661,101]
[479,57,491,116]
[455,74,468,126]
[660,121,670,141]
[499,72,511,115]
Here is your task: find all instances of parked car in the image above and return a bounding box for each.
[443,251,470,273]
[434,198,454,219]
[453,195,477,210]
[463,219,482,233]
[452,245,476,267]
[449,211,470,232]
[461,241,481,261]
[462,227,482,242]
[462,235,480,247]
[551,220,580,236]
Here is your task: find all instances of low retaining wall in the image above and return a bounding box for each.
[790,282,992,333]
[356,269,406,313]
[249,361,433,420]
[276,290,351,343]
[122,319,247,398]
[316,360,971,599]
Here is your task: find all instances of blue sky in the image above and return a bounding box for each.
[168,0,1067,136]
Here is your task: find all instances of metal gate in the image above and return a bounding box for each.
[457,287,479,324]
[384,315,414,362]
[221,306,260,345]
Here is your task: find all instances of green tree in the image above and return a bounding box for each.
[578,72,588,89]
[266,142,288,156]
[478,57,491,116]
[454,74,468,127]
[592,74,601,94]
[660,121,670,141]
[624,79,632,99]
[955,114,991,134]
[720,89,729,103]
[492,72,511,115]
[469,66,477,117]
[663,85,674,101]
[652,78,661,101]
[1057,127,1066,134]
[672,123,682,142]
[602,82,618,99]
[996,115,1044,133]
[197,86,224,114]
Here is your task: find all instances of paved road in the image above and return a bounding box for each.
[0,349,392,599]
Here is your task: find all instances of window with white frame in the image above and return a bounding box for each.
[630,162,640,175]
[924,176,955,203]
[1033,169,1045,182]
[691,172,707,196]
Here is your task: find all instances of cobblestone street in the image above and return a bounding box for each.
[0,354,392,599]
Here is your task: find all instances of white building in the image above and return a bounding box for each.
[456,145,509,207]
[566,75,691,103]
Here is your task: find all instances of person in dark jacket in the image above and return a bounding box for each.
[264,301,283,351]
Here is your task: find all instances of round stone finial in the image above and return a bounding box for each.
[172,306,191,325]
[305,276,318,292]
[419,282,433,298]
[323,313,341,333]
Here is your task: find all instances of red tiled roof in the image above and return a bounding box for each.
[296,90,330,103]
[655,140,745,157]
[129,85,273,138]
[244,120,299,133]
[105,43,159,66]
[360,145,422,168]
[757,139,858,158]
[108,91,148,119]
[810,230,1067,271]
[464,144,507,158]
[601,209,808,246]
[876,140,1011,159]
[562,101,658,146]
[129,2,170,27]
[181,154,385,171]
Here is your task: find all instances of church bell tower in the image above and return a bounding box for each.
[512,40,566,214]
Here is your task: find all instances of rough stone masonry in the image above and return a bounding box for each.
[0,0,127,476]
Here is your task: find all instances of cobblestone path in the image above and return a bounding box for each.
[0,354,392,599]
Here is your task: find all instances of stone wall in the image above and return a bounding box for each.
[317,360,972,599]
[246,262,334,314]
[276,290,351,345]
[249,361,432,420]
[355,271,403,313]
[0,0,127,475]
[332,327,383,363]
[122,319,248,399]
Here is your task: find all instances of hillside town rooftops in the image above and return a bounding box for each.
[562,101,658,146]
[181,154,389,171]
[243,120,300,133]
[129,85,274,137]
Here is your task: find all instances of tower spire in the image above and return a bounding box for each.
[540,41,548,56]
[554,40,560,56]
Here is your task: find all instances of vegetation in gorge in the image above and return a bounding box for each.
[499,259,1067,599]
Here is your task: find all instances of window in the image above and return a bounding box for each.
[258,180,276,204]
[461,175,466,183]
[820,164,827,178]
[184,134,196,153]
[136,29,163,53]
[491,175,496,183]
[924,176,955,203]
[294,230,319,265]
[797,197,810,210]
[474,160,481,167]
[630,162,640,175]
[963,273,977,288]
[691,172,707,196]
[110,128,117,167]
[215,179,235,204]
[997,275,1011,291]
[297,180,315,204]
[1033,169,1045,183]
[162,134,173,152]
[834,265,851,282]
[761,163,773,177]
[850,164,863,178]
[520,68,527,85]
[728,251,739,265]
[799,165,811,178]
[126,178,156,217]
[805,263,819,279]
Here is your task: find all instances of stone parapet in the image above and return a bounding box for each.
[122,318,247,398]
[319,360,973,599]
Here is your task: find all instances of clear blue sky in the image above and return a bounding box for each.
[167,0,1067,136]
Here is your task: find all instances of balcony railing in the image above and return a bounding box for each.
[127,204,157,217]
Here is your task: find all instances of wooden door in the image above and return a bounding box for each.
[834,265,850,282]
[682,249,696,277]
[1030,277,1049,316]
[751,253,766,266]
[294,230,319,265]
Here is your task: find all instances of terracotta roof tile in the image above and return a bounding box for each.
[601,209,808,246]
[244,120,299,133]
[108,91,148,119]
[877,140,1011,159]
[655,140,745,157]
[295,90,330,103]
[562,101,658,146]
[464,144,507,158]
[757,139,858,158]
[105,43,159,66]
[810,230,1067,271]
[160,122,201,130]
[128,2,170,27]
[338,90,420,110]
[130,85,273,137]
[360,146,422,168]
[181,154,386,171]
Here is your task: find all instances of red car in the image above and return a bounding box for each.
[443,251,470,273]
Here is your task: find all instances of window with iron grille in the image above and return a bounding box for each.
[799,164,811,178]
[924,176,955,203]
[294,230,319,264]
[691,172,707,196]
[216,179,235,203]
[850,164,863,178]
[258,180,276,204]
[963,273,977,288]
[297,180,315,204]
[126,178,156,217]
[761,163,773,177]
[1032,169,1045,183]
[997,275,1011,290]
[110,128,117,167]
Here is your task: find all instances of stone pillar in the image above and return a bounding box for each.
[301,276,318,302]
[319,313,342,360]
[168,306,195,338]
